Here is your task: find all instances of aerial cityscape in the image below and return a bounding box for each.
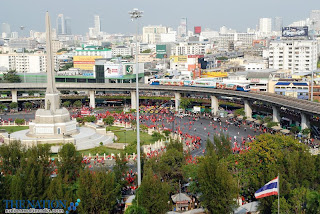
[0,1,320,214]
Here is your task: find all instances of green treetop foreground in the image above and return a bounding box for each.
[0,134,319,213]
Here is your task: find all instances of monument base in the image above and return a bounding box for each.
[27,107,78,138]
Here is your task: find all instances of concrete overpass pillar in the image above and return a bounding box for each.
[131,91,137,110]
[89,90,95,109]
[12,90,18,103]
[272,106,281,123]
[174,92,181,112]
[211,95,219,116]
[301,113,310,130]
[244,100,252,118]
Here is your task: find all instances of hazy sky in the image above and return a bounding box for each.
[1,0,319,35]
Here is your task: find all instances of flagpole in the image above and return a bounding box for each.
[278,173,280,214]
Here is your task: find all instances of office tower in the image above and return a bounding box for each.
[65,17,72,35]
[259,18,272,34]
[274,17,283,32]
[178,18,187,38]
[94,15,101,35]
[30,30,35,38]
[310,10,320,32]
[2,23,11,35]
[56,14,66,35]
[11,32,18,39]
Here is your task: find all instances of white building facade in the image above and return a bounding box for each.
[173,42,211,55]
[0,53,59,73]
[268,39,318,72]
[112,46,132,56]
[94,15,101,35]
[142,26,167,44]
[259,18,272,35]
[75,46,112,58]
[216,33,258,50]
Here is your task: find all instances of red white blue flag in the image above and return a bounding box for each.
[255,177,279,199]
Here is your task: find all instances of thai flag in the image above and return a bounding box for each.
[255,177,279,199]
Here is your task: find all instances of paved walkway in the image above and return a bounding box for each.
[8,127,114,152]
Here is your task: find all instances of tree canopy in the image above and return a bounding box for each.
[103,115,115,126]
[57,143,83,182]
[3,70,21,83]
[227,134,318,213]
[73,100,82,108]
[179,98,191,110]
[9,102,18,109]
[135,168,170,214]
[197,139,238,213]
[0,132,319,213]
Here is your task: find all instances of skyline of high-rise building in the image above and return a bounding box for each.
[94,15,101,35]
[274,17,283,32]
[259,18,272,34]
[1,23,11,35]
[11,32,18,39]
[56,14,72,35]
[65,17,72,35]
[310,10,320,32]
[1,10,320,37]
[56,14,65,35]
[178,18,187,38]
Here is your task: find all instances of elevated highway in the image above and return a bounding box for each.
[0,83,319,115]
[0,83,319,129]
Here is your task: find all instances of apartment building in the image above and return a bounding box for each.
[142,26,167,44]
[0,53,59,73]
[268,39,318,71]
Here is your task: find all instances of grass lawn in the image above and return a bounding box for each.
[114,130,157,145]
[0,126,29,133]
[79,146,123,156]
[106,126,122,131]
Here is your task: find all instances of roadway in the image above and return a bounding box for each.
[141,114,257,157]
[0,83,319,115]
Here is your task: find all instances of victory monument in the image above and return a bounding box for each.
[27,12,78,138]
[5,12,113,151]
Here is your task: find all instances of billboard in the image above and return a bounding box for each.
[253,39,267,47]
[193,106,201,112]
[156,45,167,59]
[122,63,144,75]
[188,55,204,58]
[125,65,134,74]
[170,55,187,63]
[73,56,102,70]
[194,26,201,34]
[81,110,91,116]
[282,26,308,37]
[156,45,166,54]
[104,64,123,78]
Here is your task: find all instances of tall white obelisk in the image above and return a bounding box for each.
[27,12,78,138]
[45,11,60,111]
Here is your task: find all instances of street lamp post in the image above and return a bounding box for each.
[311,70,314,102]
[20,26,26,83]
[129,8,143,186]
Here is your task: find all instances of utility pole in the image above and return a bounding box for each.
[129,8,143,186]
[20,26,26,83]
